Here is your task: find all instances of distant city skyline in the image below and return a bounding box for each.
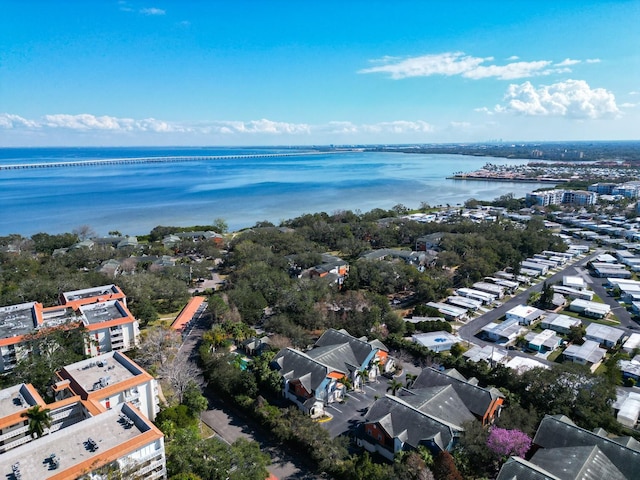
[1,0,639,146]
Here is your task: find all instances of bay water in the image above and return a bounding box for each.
[0,147,549,236]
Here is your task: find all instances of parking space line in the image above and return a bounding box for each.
[328,405,342,413]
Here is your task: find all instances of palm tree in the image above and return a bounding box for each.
[339,375,353,390]
[21,405,52,438]
[387,379,403,396]
[405,372,417,389]
[356,369,368,391]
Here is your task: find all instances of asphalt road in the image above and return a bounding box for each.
[458,248,639,350]
[176,304,322,480]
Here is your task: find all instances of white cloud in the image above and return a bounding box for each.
[555,58,581,66]
[620,102,637,108]
[359,52,487,79]
[474,107,494,116]
[140,7,165,16]
[0,113,438,139]
[217,119,311,135]
[497,79,620,119]
[464,60,553,80]
[0,113,39,128]
[359,52,594,80]
[586,58,601,63]
[361,120,434,133]
[630,91,640,96]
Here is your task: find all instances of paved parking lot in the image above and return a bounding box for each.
[320,368,420,439]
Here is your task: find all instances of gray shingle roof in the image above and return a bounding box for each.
[531,445,626,480]
[411,367,503,420]
[496,457,561,480]
[272,348,344,393]
[306,343,361,373]
[399,386,475,428]
[363,394,461,452]
[313,328,387,367]
[533,415,640,479]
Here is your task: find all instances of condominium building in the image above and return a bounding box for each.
[526,189,597,207]
[0,403,165,480]
[54,351,160,422]
[0,351,165,479]
[0,286,139,373]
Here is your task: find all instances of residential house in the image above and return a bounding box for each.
[505,356,549,373]
[623,333,640,354]
[613,389,640,429]
[426,302,468,321]
[463,345,508,365]
[456,288,496,305]
[415,233,444,251]
[506,305,545,326]
[569,299,611,319]
[563,275,586,290]
[497,445,627,480]
[481,318,525,345]
[585,323,625,348]
[310,328,392,383]
[357,387,475,460]
[540,313,582,335]
[472,282,505,299]
[525,330,562,353]
[619,357,640,382]
[552,284,594,301]
[563,340,606,370]
[410,367,503,426]
[307,254,349,287]
[176,230,224,248]
[446,296,482,312]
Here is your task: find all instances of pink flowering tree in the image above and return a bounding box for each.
[486,427,532,459]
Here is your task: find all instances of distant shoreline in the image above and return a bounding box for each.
[446,175,568,184]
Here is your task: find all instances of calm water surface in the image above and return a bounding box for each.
[0,147,549,236]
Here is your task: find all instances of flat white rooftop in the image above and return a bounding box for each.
[0,384,40,419]
[0,405,154,480]
[60,352,143,395]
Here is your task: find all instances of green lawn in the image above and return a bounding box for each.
[546,349,563,363]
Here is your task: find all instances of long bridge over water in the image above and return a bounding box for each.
[0,150,348,170]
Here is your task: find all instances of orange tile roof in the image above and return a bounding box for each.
[171,296,206,331]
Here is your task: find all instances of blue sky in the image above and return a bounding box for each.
[1,0,639,146]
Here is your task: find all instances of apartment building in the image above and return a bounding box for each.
[0,353,165,479]
[54,351,160,422]
[0,286,139,373]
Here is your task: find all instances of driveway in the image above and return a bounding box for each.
[175,302,322,479]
